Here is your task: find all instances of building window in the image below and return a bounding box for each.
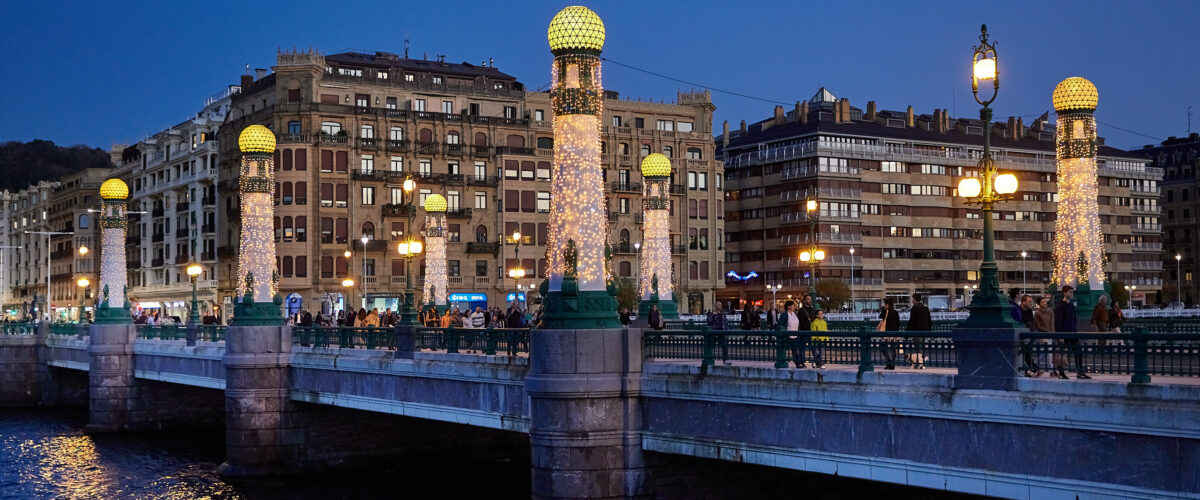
[361,155,374,173]
[447,191,460,211]
[612,116,622,127]
[448,260,460,276]
[656,120,674,131]
[442,100,454,114]
[678,122,693,133]
[686,148,702,160]
[413,99,426,112]
[881,161,904,173]
[474,161,487,180]
[475,192,487,209]
[535,110,545,121]
[321,122,342,134]
[663,145,673,157]
[360,124,374,138]
[390,156,403,172]
[504,106,516,119]
[536,137,554,149]
[537,192,550,213]
[419,189,432,206]
[386,97,397,109]
[619,198,630,214]
[288,121,301,134]
[447,224,460,243]
[635,117,645,129]
[433,76,443,85]
[419,159,432,177]
[78,214,89,229]
[446,131,460,145]
[390,127,404,141]
[640,144,651,157]
[476,260,488,276]
[361,187,375,206]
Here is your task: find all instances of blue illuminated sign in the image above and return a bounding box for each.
[449,293,488,302]
[505,292,527,302]
[725,270,760,281]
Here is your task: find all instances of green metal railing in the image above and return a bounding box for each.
[1019,327,1200,383]
[1122,318,1200,335]
[49,323,86,336]
[644,328,953,372]
[291,326,531,355]
[136,325,187,340]
[1,322,38,335]
[293,326,396,350]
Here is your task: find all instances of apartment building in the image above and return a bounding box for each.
[719,88,1162,311]
[111,86,236,320]
[47,168,108,321]
[1139,133,1200,305]
[216,49,723,317]
[0,181,59,319]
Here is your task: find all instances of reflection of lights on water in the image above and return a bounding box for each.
[25,435,109,499]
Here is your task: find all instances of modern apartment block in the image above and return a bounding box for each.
[719,88,1163,311]
[110,86,237,321]
[1139,133,1200,306]
[47,168,108,321]
[0,181,60,319]
[216,49,723,317]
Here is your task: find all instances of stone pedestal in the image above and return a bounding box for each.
[394,324,415,359]
[85,323,138,432]
[952,327,1021,391]
[218,324,298,477]
[526,328,649,499]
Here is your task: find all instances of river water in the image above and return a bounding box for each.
[0,409,530,499]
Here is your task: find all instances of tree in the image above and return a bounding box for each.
[615,278,639,312]
[1108,279,1128,306]
[0,140,112,193]
[815,279,852,312]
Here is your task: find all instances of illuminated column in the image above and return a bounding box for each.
[422,194,448,309]
[637,154,678,319]
[1051,78,1106,308]
[232,125,282,322]
[95,178,131,322]
[542,5,619,328]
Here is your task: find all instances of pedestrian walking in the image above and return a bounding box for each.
[707,301,730,365]
[783,300,806,368]
[648,304,664,331]
[1033,296,1055,377]
[1054,286,1089,379]
[906,294,932,369]
[878,297,901,370]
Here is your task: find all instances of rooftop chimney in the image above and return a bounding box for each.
[906,106,914,127]
[865,101,877,121]
[794,101,802,123]
[835,99,851,123]
[801,101,809,125]
[722,121,730,148]
[774,105,786,125]
[1007,116,1017,138]
[1016,117,1024,139]
[255,68,267,80]
[739,120,746,134]
[241,74,253,88]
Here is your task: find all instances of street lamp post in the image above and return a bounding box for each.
[801,197,825,310]
[360,235,369,310]
[186,262,202,345]
[766,284,781,310]
[957,25,1020,327]
[1176,254,1183,307]
[26,230,74,321]
[396,176,422,325]
[849,247,856,312]
[510,230,523,306]
[1021,250,1028,294]
[76,277,89,323]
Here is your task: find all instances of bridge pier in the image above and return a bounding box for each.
[527,328,650,499]
[218,324,298,477]
[85,323,139,432]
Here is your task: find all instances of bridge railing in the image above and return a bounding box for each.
[294,326,396,350]
[135,324,226,342]
[49,323,87,336]
[1,322,38,335]
[1019,328,1200,383]
[291,326,531,355]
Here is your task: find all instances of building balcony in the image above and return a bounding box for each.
[127,259,141,270]
[278,133,312,144]
[125,235,141,245]
[446,208,472,219]
[1132,223,1162,233]
[609,182,642,194]
[608,212,621,222]
[612,243,637,254]
[201,196,216,206]
[175,254,189,265]
[475,276,491,286]
[152,233,165,243]
[201,223,216,233]
[495,146,534,156]
[670,184,686,195]
[317,134,350,146]
[672,244,687,255]
[386,139,410,153]
[466,242,499,254]
[152,208,165,218]
[201,251,216,261]
[175,202,189,212]
[467,175,498,187]
[359,137,379,149]
[1131,261,1163,271]
[351,239,389,252]
[217,246,237,258]
[49,248,74,260]
[151,258,165,267]
[382,204,414,217]
[175,228,189,238]
[1131,241,1163,252]
[352,169,383,181]
[472,146,492,157]
[444,144,464,156]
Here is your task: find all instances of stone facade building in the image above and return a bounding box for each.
[110,86,236,321]
[719,88,1162,311]
[1139,133,1200,305]
[47,168,108,321]
[216,50,723,317]
[1,181,60,319]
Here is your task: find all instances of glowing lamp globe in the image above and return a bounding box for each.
[639,153,672,178]
[405,241,423,255]
[77,277,89,288]
[238,125,277,153]
[973,57,996,81]
[78,245,88,256]
[99,178,129,200]
[547,6,605,54]
[806,199,818,212]
[958,178,982,198]
[1052,77,1099,112]
[342,278,354,288]
[800,251,812,262]
[187,263,202,277]
[814,250,826,261]
[424,194,447,212]
[402,178,416,193]
[994,173,1018,194]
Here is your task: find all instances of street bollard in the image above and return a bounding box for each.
[857,326,874,373]
[1131,326,1150,384]
[700,327,714,367]
[774,327,788,368]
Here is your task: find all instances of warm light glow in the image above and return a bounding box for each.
[423,208,448,305]
[402,178,416,193]
[547,6,605,54]
[235,148,278,301]
[1021,251,1028,258]
[973,57,996,81]
[849,247,855,255]
[509,268,526,278]
[424,193,447,212]
[99,178,129,200]
[639,153,672,178]
[958,178,982,198]
[187,263,202,277]
[344,250,352,258]
[77,277,89,288]
[806,199,818,212]
[1177,254,1183,261]
[512,231,521,242]
[800,251,812,262]
[238,125,276,153]
[994,173,1018,194]
[342,278,354,288]
[1052,77,1099,112]
[814,250,825,261]
[410,241,422,254]
[78,245,88,256]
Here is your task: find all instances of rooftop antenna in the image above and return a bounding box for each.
[404,36,410,59]
[244,63,250,75]
[1189,105,1193,134]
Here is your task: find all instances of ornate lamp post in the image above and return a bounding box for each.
[800,197,825,310]
[956,25,1020,327]
[360,235,369,309]
[232,125,282,324]
[766,284,781,310]
[849,247,856,312]
[542,6,619,328]
[390,176,422,325]
[637,153,678,319]
[187,263,202,324]
[1176,254,1183,307]
[76,277,89,322]
[95,178,131,324]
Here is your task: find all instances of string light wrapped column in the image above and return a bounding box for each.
[94,179,131,323]
[422,194,448,310]
[637,153,678,319]
[1051,77,1107,322]
[232,125,282,324]
[541,5,619,328]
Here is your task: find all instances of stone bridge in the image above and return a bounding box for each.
[2,325,1196,499]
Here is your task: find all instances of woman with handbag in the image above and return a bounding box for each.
[877,297,901,370]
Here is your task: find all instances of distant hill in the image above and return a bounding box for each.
[0,140,113,193]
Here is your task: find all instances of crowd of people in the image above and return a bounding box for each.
[702,285,1125,379]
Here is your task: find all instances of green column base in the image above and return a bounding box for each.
[637,296,680,320]
[93,303,132,325]
[230,295,284,326]
[540,285,621,330]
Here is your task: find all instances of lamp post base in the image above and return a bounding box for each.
[540,287,621,330]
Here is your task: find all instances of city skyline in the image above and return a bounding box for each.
[0,0,1196,150]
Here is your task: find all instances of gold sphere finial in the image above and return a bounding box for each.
[548,6,605,54]
[238,125,276,153]
[99,178,129,200]
[640,153,672,178]
[424,194,447,213]
[1052,77,1099,112]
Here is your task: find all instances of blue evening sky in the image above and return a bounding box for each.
[0,0,1195,151]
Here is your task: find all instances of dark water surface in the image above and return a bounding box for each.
[0,409,529,499]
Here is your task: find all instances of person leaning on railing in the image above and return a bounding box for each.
[906,294,932,369]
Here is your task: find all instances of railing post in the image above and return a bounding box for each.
[1166,316,1175,335]
[446,326,459,354]
[484,327,497,355]
[857,327,874,373]
[1131,326,1150,384]
[774,326,788,368]
[339,327,350,349]
[700,327,714,367]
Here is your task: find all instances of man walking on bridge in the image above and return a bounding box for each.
[1054,286,1090,379]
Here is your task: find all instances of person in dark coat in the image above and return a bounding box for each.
[648,304,663,331]
[1054,286,1089,379]
[707,301,730,365]
[906,294,932,369]
[879,297,901,369]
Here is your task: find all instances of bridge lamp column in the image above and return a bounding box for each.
[232,125,282,324]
